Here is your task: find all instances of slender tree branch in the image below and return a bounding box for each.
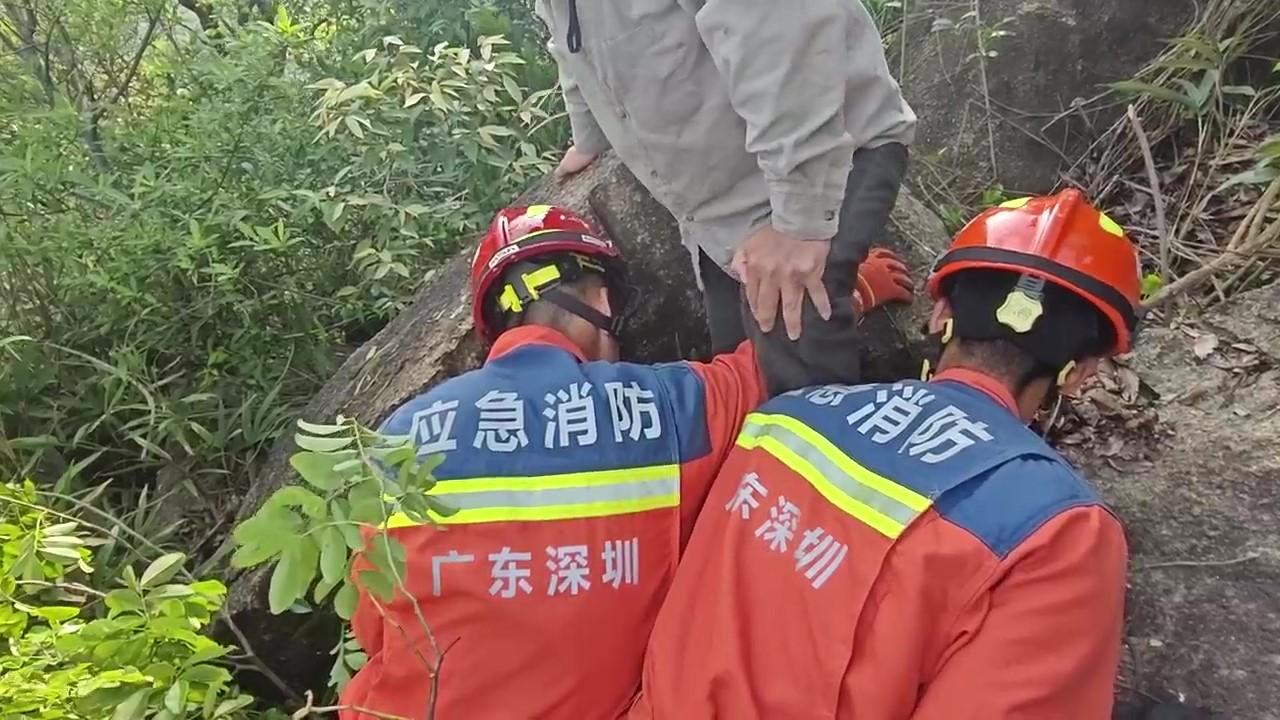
[106,8,160,107]
[1126,105,1171,283]
[220,609,306,706]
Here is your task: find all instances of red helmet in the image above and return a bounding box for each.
[470,205,624,342]
[926,189,1141,355]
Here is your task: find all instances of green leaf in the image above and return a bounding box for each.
[33,605,80,623]
[147,583,196,600]
[265,485,327,518]
[1108,80,1198,110]
[181,663,230,685]
[320,526,348,586]
[297,419,346,436]
[334,580,359,620]
[424,494,459,518]
[214,696,255,718]
[112,689,150,720]
[1216,165,1280,193]
[140,552,187,588]
[358,568,395,603]
[1140,272,1164,300]
[1221,85,1258,97]
[105,589,146,616]
[269,537,319,614]
[290,451,346,491]
[39,545,84,560]
[164,680,187,713]
[295,433,355,452]
[187,643,231,665]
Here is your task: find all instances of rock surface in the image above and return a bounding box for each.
[901,0,1199,196]
[1068,284,1280,720]
[223,153,952,696]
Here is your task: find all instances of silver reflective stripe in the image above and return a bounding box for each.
[740,420,921,528]
[442,477,678,510]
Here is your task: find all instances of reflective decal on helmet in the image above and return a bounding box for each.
[995,275,1046,334]
[1098,212,1125,237]
[488,242,525,270]
[524,205,553,221]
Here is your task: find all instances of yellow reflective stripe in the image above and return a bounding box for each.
[999,197,1032,209]
[428,464,678,495]
[745,414,929,511]
[431,493,678,525]
[382,465,680,528]
[737,413,930,539]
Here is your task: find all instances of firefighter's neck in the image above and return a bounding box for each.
[935,348,1050,424]
[559,317,618,362]
[551,284,620,362]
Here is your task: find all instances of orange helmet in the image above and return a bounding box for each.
[926,189,1141,355]
[470,205,625,343]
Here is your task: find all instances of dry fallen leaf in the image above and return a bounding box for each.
[1193,332,1219,359]
[1116,366,1141,403]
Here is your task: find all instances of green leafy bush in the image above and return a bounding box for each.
[0,0,563,520]
[0,481,258,719]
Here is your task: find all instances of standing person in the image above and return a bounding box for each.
[631,190,1141,719]
[540,0,917,395]
[337,205,912,720]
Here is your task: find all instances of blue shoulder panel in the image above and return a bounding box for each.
[646,361,711,463]
[758,380,1104,557]
[379,344,709,481]
[934,455,1102,559]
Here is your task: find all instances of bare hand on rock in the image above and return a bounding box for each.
[732,225,832,341]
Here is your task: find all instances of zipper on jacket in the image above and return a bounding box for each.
[567,0,582,53]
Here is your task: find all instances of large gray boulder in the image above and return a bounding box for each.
[901,0,1199,197]
[223,153,952,696]
[1067,283,1280,719]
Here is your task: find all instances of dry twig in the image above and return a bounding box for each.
[1126,105,1171,282]
[1136,553,1261,572]
[291,690,411,720]
[1143,177,1280,309]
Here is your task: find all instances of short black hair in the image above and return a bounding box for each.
[943,268,1115,387]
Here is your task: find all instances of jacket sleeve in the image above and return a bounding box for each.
[658,341,765,548]
[551,49,610,156]
[911,506,1128,720]
[681,0,856,240]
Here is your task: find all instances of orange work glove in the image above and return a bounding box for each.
[853,247,914,318]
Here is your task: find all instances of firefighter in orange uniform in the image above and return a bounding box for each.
[337,205,912,719]
[631,189,1140,720]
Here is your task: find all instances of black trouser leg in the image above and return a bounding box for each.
[734,143,910,396]
[700,249,749,354]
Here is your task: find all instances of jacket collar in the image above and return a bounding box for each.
[932,368,1020,415]
[487,325,587,363]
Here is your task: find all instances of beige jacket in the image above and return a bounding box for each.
[534,0,917,267]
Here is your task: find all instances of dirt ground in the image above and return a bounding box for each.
[1062,283,1280,719]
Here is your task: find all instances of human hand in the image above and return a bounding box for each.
[555,144,598,179]
[731,225,832,340]
[853,247,914,317]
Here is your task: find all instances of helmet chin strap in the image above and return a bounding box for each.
[918,318,954,381]
[541,287,625,338]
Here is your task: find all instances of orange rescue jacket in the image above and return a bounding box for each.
[339,326,764,720]
[631,369,1127,720]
